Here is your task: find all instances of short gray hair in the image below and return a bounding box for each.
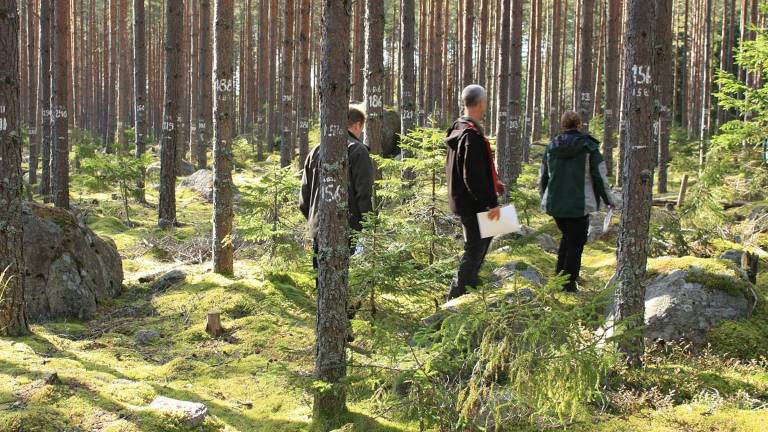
[461,85,487,108]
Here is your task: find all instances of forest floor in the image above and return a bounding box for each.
[1,135,767,432]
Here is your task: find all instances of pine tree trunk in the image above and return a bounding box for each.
[134,0,148,203]
[496,0,512,188]
[364,0,384,156]
[213,0,235,275]
[549,0,562,139]
[655,0,673,194]
[39,0,52,198]
[352,0,364,102]
[266,0,278,151]
[615,0,656,368]
[603,0,621,177]
[698,0,712,167]
[400,0,416,135]
[296,0,311,166]
[279,0,295,167]
[313,0,351,425]
[106,0,117,149]
[577,0,594,131]
[256,0,269,161]
[530,0,543,156]
[27,0,38,185]
[117,0,130,150]
[509,0,524,181]
[197,0,212,169]
[462,0,474,86]
[0,0,30,337]
[51,0,70,209]
[477,0,489,86]
[159,0,184,229]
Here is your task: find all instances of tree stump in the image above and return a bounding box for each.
[205,312,224,338]
[676,174,689,207]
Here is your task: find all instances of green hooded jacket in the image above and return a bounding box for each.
[538,130,614,218]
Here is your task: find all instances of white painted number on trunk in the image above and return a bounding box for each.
[368,94,383,109]
[0,117,6,132]
[216,79,233,93]
[321,177,343,203]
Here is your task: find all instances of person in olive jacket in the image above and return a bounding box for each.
[445,85,505,300]
[300,105,374,256]
[539,111,614,292]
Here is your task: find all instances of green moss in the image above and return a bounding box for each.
[88,215,129,234]
[707,318,768,360]
[647,256,752,297]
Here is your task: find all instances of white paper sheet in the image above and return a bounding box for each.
[603,208,614,233]
[477,204,522,239]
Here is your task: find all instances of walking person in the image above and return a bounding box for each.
[445,85,506,300]
[300,104,375,266]
[539,111,614,292]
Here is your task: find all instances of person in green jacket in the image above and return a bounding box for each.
[538,111,614,292]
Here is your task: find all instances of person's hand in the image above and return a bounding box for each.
[488,207,501,221]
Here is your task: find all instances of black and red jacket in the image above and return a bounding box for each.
[445,116,501,217]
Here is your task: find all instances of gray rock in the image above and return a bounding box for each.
[719,249,744,266]
[148,396,208,427]
[537,233,559,253]
[603,267,750,344]
[23,202,123,322]
[150,270,187,293]
[146,160,195,178]
[499,225,558,253]
[134,329,160,345]
[492,262,544,286]
[179,169,240,203]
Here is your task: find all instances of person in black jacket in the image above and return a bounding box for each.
[445,85,505,300]
[299,105,375,247]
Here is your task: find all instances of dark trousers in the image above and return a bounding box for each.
[554,215,589,292]
[447,214,493,300]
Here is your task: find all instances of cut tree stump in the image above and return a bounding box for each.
[205,312,224,338]
[676,173,689,207]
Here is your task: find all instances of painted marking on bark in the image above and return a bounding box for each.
[53,106,67,119]
[401,110,414,120]
[299,120,309,130]
[510,120,520,129]
[162,121,175,131]
[0,105,5,113]
[216,79,234,93]
[498,110,507,118]
[631,65,653,97]
[581,92,592,102]
[29,128,36,135]
[137,104,146,112]
[321,176,343,203]
[368,94,383,109]
[198,121,206,129]
[323,124,344,138]
[0,117,6,132]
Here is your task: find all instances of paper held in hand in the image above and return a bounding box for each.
[603,208,614,233]
[478,204,522,239]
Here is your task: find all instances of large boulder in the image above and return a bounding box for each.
[179,169,240,203]
[23,202,123,321]
[148,396,208,427]
[603,258,752,344]
[146,160,195,178]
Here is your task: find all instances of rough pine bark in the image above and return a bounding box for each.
[603,0,621,177]
[197,0,212,169]
[698,0,712,167]
[265,0,278,151]
[364,0,384,156]
[279,0,295,167]
[254,0,268,160]
[351,0,364,101]
[39,0,52,198]
[477,0,489,86]
[106,0,117,149]
[134,0,148,203]
[27,0,38,185]
[296,0,311,165]
[117,0,130,150]
[462,0,474,86]
[212,0,235,275]
[549,0,562,138]
[496,0,512,187]
[400,0,416,135]
[577,0,594,131]
[158,0,185,229]
[313,0,351,425]
[509,0,524,180]
[51,0,70,209]
[0,0,30,337]
[615,0,655,368]
[655,0,673,194]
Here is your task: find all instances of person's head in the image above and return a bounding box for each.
[461,85,487,121]
[560,111,582,131]
[348,104,366,139]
